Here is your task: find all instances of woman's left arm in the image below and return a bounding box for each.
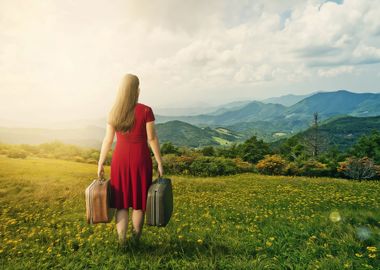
[97,123,115,176]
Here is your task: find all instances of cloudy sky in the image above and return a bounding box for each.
[1,0,379,125]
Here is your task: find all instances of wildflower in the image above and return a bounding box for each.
[266,241,272,247]
[355,253,363,257]
[309,235,317,240]
[366,246,377,252]
[197,239,203,244]
[368,254,376,259]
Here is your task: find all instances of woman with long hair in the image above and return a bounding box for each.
[97,73,164,247]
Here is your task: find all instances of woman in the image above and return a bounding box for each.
[97,73,164,247]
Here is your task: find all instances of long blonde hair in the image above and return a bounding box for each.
[107,73,139,133]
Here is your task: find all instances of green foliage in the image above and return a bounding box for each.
[348,129,380,164]
[189,156,238,176]
[237,135,271,163]
[201,146,215,156]
[297,159,330,177]
[159,153,254,177]
[160,142,180,155]
[216,143,240,158]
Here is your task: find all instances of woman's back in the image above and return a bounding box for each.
[115,103,155,144]
[110,102,156,211]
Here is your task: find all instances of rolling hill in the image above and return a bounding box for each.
[271,115,380,151]
[155,120,242,147]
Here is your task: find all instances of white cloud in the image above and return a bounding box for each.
[318,66,355,78]
[0,0,379,124]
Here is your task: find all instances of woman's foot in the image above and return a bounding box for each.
[130,231,141,247]
[117,237,128,251]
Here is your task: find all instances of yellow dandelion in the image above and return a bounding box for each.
[197,239,203,244]
[368,253,376,259]
[366,246,377,252]
[309,235,317,240]
[269,237,275,241]
[266,241,272,247]
[178,235,184,239]
[355,253,363,258]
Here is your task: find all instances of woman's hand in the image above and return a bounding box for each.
[158,163,164,177]
[97,163,105,179]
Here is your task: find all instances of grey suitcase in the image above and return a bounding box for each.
[145,177,173,227]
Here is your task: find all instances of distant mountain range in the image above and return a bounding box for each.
[155,90,380,139]
[0,90,379,149]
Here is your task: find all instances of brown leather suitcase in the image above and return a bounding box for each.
[145,177,173,227]
[85,177,115,224]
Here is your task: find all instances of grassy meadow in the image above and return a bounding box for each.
[0,155,379,269]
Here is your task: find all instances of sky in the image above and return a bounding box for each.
[1,0,380,125]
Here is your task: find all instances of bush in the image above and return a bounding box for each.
[298,159,330,177]
[7,149,28,159]
[283,162,299,176]
[201,146,215,156]
[189,156,238,177]
[337,156,378,180]
[160,154,198,175]
[255,154,287,175]
[161,142,180,155]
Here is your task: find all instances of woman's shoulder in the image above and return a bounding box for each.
[137,102,153,110]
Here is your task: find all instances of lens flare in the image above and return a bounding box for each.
[356,226,371,241]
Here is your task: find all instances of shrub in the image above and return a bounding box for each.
[201,146,215,156]
[189,156,238,177]
[161,142,180,155]
[7,149,28,159]
[159,153,199,175]
[337,156,378,180]
[283,162,299,176]
[255,154,287,175]
[298,159,330,177]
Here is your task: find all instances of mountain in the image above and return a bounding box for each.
[155,101,287,126]
[285,90,380,120]
[259,93,316,106]
[155,100,252,116]
[156,120,242,147]
[271,115,380,151]
[155,90,380,129]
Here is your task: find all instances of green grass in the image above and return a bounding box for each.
[0,156,379,269]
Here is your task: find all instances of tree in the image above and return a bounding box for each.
[237,135,271,163]
[348,129,380,164]
[201,146,215,156]
[338,156,377,180]
[300,112,329,158]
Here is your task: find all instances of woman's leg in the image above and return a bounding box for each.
[115,208,129,244]
[131,209,145,241]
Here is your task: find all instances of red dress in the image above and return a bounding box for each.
[110,103,155,211]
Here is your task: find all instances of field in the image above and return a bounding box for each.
[0,156,379,269]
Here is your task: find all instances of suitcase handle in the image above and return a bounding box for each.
[97,174,106,182]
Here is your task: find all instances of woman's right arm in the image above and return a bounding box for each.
[146,121,164,176]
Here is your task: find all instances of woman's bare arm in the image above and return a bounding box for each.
[98,123,115,166]
[146,121,163,175]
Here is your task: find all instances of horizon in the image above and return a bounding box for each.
[0,88,379,128]
[1,0,380,125]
